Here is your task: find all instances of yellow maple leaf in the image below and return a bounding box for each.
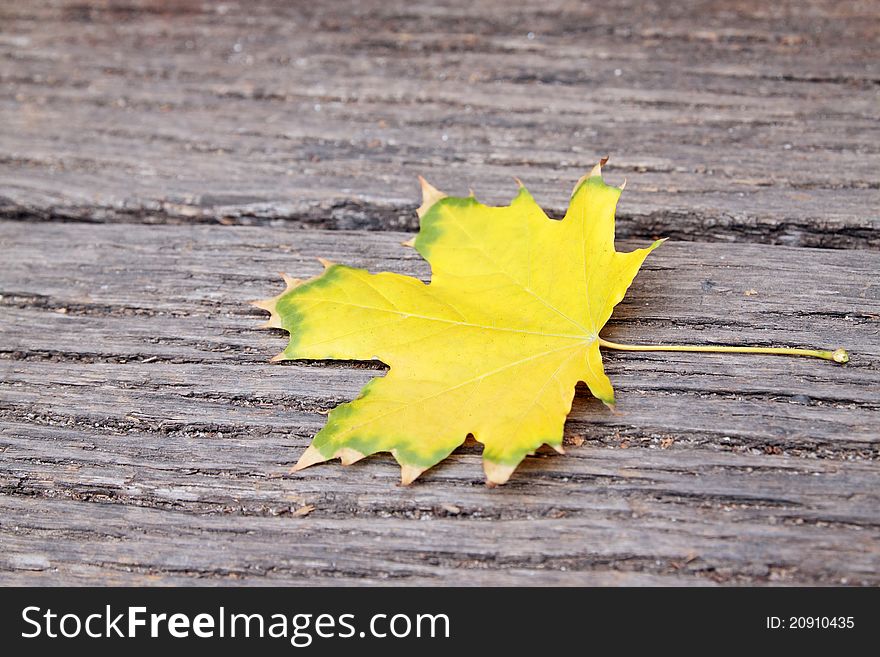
[255,160,848,485]
[255,160,657,484]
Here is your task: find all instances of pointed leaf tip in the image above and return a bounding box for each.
[417,176,447,218]
[650,237,668,251]
[589,156,609,179]
[252,271,301,332]
[400,464,427,486]
[336,447,367,465]
[484,461,517,486]
[280,272,302,292]
[571,157,612,197]
[291,444,328,472]
[250,298,275,312]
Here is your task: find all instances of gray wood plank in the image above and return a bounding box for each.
[1,221,878,585]
[0,0,878,247]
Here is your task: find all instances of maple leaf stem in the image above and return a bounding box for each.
[597,337,849,364]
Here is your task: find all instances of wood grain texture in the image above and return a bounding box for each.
[0,0,878,247]
[1,223,878,585]
[1,0,878,586]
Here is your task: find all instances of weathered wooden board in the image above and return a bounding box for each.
[0,0,878,247]
[1,0,878,587]
[1,222,878,585]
